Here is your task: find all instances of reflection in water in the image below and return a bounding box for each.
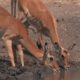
[53,72,60,80]
[44,68,80,80]
[44,70,70,80]
[60,70,70,80]
[44,72,60,80]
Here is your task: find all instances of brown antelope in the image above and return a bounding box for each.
[0,6,44,67]
[17,0,70,68]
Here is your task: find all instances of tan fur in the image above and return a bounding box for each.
[18,0,69,68]
[19,0,59,44]
[0,6,44,66]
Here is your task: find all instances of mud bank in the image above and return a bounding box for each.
[0,54,53,80]
[0,55,80,80]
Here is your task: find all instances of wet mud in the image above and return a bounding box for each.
[0,54,80,80]
[0,52,53,80]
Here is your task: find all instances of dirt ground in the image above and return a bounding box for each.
[0,0,80,80]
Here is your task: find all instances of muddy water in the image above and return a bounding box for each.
[45,68,80,80]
